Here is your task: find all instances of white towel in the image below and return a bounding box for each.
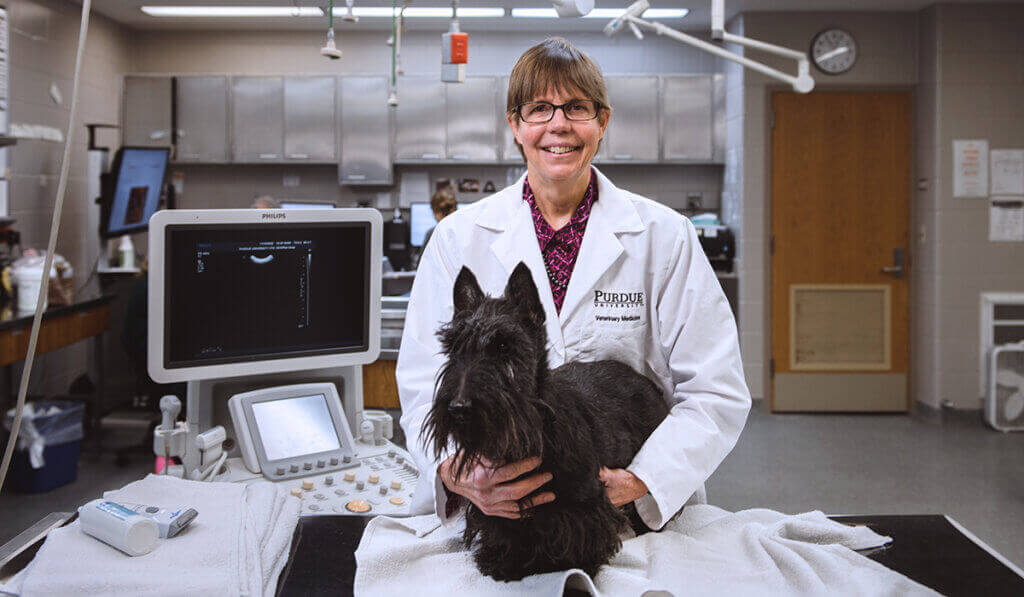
[354,505,942,596]
[10,475,300,597]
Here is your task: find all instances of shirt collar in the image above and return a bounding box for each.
[523,169,598,248]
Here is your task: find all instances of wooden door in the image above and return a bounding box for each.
[770,92,911,412]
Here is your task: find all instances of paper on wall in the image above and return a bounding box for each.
[991,149,1024,196]
[953,139,988,198]
[989,197,1024,242]
[399,171,428,208]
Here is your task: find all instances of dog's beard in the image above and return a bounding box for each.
[424,366,546,483]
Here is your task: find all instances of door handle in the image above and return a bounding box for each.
[881,248,905,278]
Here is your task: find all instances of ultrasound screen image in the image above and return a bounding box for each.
[164,223,369,368]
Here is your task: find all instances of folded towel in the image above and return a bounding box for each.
[12,475,299,597]
[354,505,942,596]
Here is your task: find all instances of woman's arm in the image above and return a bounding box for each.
[627,217,752,530]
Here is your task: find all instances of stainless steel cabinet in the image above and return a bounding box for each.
[175,76,228,162]
[394,77,445,162]
[285,77,336,162]
[338,76,392,185]
[231,76,284,162]
[123,76,172,147]
[661,75,718,162]
[498,77,522,163]
[603,76,659,162]
[445,77,497,161]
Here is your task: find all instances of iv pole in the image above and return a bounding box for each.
[604,0,815,94]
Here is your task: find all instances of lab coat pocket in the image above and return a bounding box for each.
[581,320,647,373]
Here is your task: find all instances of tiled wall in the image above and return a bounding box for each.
[7,0,133,398]
[734,12,920,404]
[915,4,1024,409]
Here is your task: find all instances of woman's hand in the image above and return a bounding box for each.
[439,454,556,519]
[599,467,649,506]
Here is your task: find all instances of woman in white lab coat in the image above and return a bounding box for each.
[396,37,751,530]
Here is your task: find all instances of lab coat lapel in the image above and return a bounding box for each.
[559,169,645,321]
[478,179,566,362]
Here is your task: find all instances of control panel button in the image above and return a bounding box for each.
[276,467,286,476]
[389,497,405,506]
[356,481,365,490]
[303,462,312,471]
[379,486,388,495]
[290,488,302,498]
[368,474,380,484]
[290,464,299,473]
[330,457,339,465]
[342,455,352,464]
[391,480,402,490]
[324,476,334,486]
[344,472,356,482]
[314,493,326,501]
[308,504,321,512]
[302,480,314,490]
[345,500,371,513]
[388,450,396,458]
[396,456,404,464]
[334,489,347,497]
[316,460,325,468]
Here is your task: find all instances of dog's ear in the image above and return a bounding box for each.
[505,262,546,326]
[453,266,485,315]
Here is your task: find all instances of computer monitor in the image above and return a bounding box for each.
[101,147,171,239]
[147,209,382,383]
[280,201,336,210]
[410,202,462,247]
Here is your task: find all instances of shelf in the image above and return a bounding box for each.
[98,266,140,275]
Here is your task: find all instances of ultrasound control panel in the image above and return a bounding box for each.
[288,450,419,516]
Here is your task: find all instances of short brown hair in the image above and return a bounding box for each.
[430,188,457,218]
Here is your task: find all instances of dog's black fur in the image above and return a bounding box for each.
[423,262,669,581]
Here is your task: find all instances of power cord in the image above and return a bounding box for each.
[0,0,92,493]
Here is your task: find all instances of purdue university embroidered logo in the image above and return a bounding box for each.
[593,290,646,307]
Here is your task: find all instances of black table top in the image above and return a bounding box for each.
[275,514,1024,597]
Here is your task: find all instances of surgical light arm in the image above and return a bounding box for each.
[605,0,814,94]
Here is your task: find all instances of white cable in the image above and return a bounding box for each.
[0,0,92,493]
[198,452,227,482]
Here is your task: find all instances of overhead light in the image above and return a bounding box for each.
[141,6,321,17]
[511,7,688,18]
[142,6,503,18]
[335,7,504,18]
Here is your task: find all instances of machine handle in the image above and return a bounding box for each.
[258,153,279,159]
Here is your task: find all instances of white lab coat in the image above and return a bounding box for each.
[396,168,751,530]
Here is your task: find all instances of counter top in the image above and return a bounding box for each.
[0,294,116,332]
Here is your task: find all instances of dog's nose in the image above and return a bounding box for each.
[448,397,471,416]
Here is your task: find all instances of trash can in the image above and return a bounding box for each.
[3,401,85,493]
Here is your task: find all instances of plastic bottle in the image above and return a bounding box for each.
[118,235,135,269]
[78,499,159,556]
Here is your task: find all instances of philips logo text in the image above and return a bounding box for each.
[261,212,286,220]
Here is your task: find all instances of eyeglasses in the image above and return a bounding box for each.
[515,100,604,123]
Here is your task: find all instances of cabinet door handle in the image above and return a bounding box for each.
[613,154,633,160]
[421,153,440,160]
[288,153,309,159]
[181,153,201,159]
[347,174,367,180]
[258,153,279,159]
[451,154,469,160]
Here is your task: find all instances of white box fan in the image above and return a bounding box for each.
[987,342,1024,432]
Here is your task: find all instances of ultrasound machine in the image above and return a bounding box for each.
[146,208,419,517]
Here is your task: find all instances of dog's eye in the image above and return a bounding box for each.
[495,340,508,354]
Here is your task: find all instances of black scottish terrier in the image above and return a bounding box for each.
[424,262,669,581]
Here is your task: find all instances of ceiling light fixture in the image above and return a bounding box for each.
[511,7,688,18]
[141,6,322,17]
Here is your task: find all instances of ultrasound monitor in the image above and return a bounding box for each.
[148,209,382,383]
[101,147,170,238]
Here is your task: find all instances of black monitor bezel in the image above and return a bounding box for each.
[99,146,171,240]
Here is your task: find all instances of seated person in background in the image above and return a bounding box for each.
[251,195,281,209]
[422,188,458,248]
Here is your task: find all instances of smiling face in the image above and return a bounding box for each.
[508,86,609,189]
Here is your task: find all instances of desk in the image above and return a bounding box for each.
[275,514,1024,597]
[0,295,114,429]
